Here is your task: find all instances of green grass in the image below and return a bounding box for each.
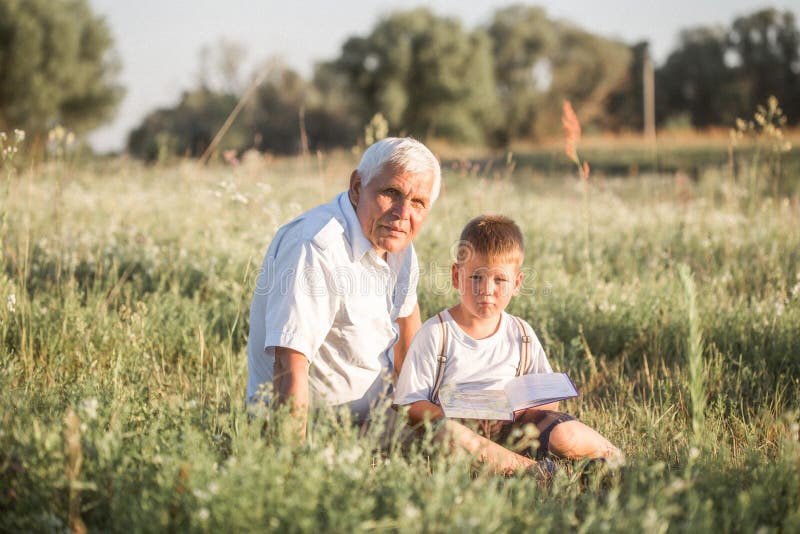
[1,148,799,532]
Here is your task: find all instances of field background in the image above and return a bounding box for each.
[1,136,799,531]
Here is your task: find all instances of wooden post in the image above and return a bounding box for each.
[299,106,310,158]
[643,51,656,142]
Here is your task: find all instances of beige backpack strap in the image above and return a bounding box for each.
[429,312,449,403]
[512,315,531,376]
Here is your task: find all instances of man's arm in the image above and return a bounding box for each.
[273,347,310,442]
[394,303,421,379]
[405,400,534,475]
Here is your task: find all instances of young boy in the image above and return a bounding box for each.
[394,215,621,475]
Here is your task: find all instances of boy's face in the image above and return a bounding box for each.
[452,253,523,322]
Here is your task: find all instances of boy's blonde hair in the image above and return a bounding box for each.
[457,215,524,267]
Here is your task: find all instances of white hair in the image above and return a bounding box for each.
[356,137,441,203]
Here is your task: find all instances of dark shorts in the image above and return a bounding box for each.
[459,410,576,459]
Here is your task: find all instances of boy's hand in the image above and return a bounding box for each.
[406,400,445,426]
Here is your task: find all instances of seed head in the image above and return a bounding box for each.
[562,100,582,164]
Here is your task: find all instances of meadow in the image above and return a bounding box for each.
[1,137,799,532]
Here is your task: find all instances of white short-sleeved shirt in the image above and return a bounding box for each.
[394,310,552,406]
[247,192,419,421]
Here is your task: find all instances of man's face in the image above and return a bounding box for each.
[452,253,522,322]
[349,165,435,256]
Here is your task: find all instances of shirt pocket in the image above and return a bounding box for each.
[339,290,396,367]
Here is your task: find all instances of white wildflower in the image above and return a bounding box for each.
[403,504,421,520]
[341,446,362,464]
[79,398,98,420]
[231,192,249,205]
[49,125,66,142]
[197,508,210,521]
[321,444,335,467]
[14,129,25,143]
[6,294,15,313]
[207,481,220,495]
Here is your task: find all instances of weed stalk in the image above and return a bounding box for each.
[679,263,706,447]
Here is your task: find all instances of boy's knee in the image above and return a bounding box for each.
[548,421,618,459]
[547,420,583,456]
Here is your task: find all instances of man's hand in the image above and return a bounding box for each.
[273,347,310,442]
[394,303,421,380]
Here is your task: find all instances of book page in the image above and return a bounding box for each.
[503,373,578,411]
[438,383,514,420]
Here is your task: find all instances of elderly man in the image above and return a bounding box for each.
[247,137,441,438]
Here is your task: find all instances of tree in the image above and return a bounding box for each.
[0,0,124,135]
[247,59,311,154]
[728,9,800,123]
[604,41,650,131]
[537,22,632,136]
[487,5,555,143]
[659,26,751,127]
[322,8,501,145]
[197,37,247,95]
[127,89,243,161]
[485,6,632,141]
[656,8,800,128]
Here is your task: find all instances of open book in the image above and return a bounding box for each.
[438,373,578,421]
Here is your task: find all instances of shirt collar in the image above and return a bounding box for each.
[337,191,410,270]
[338,191,374,262]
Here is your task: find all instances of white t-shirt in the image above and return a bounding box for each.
[246,192,419,421]
[394,309,552,406]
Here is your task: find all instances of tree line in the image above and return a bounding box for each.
[0,2,798,159]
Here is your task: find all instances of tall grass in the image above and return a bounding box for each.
[1,145,799,531]
[678,264,705,447]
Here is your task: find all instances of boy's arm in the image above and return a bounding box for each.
[405,400,535,475]
[406,399,445,425]
[441,420,535,475]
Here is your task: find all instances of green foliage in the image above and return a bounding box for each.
[127,89,244,161]
[325,8,502,145]
[731,96,795,197]
[125,6,800,158]
[678,264,706,444]
[0,0,124,136]
[3,124,800,531]
[487,5,555,143]
[533,22,633,138]
[657,8,800,128]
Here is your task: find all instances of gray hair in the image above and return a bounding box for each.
[356,137,441,203]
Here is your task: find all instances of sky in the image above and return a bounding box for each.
[87,0,799,152]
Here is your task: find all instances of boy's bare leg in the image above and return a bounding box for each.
[408,400,540,475]
[547,420,621,459]
[514,409,622,460]
[439,419,535,475]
